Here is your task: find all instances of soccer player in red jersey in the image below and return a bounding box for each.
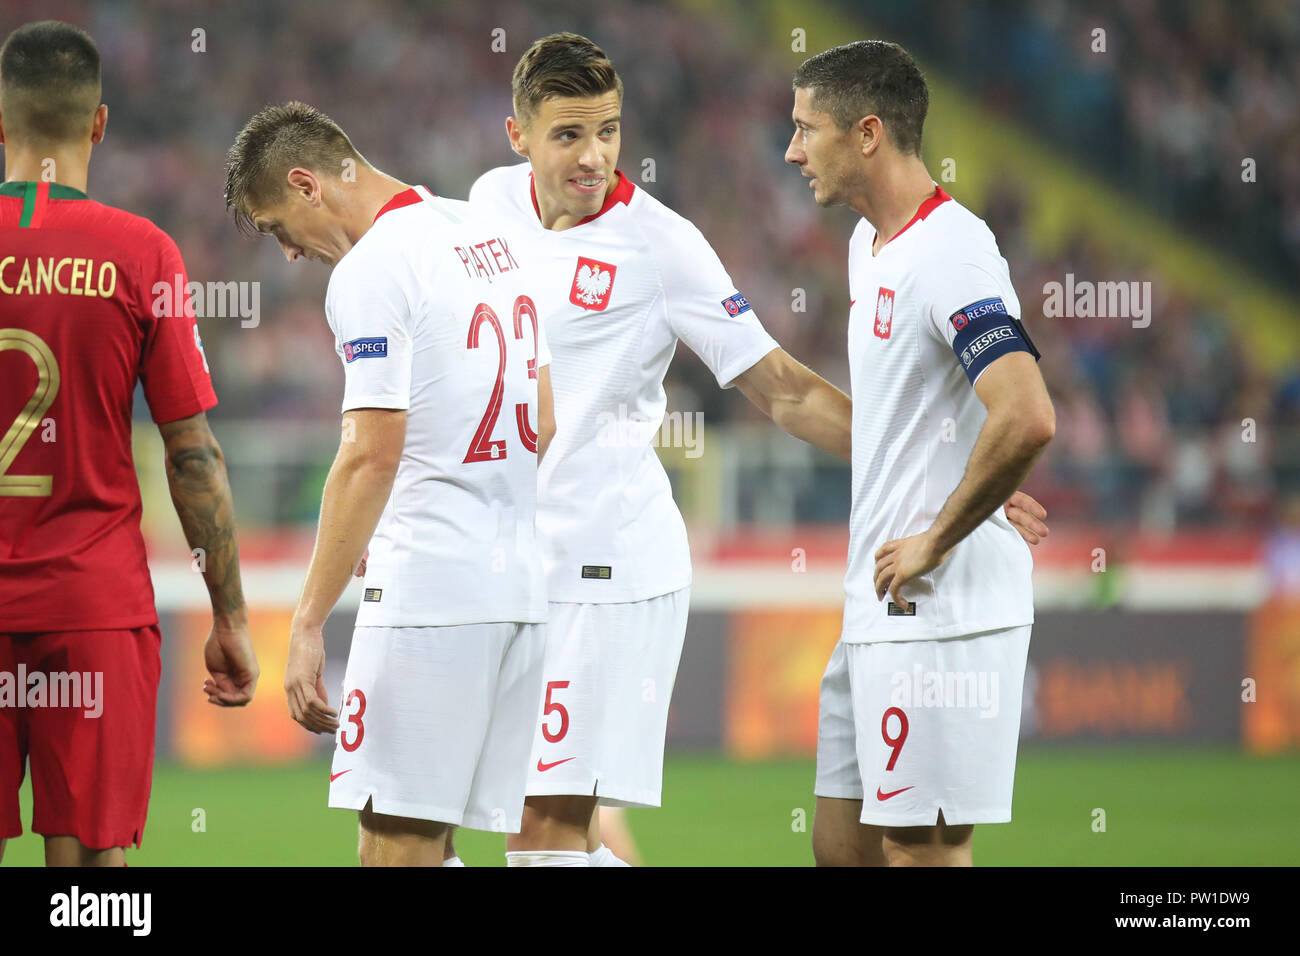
[0,21,258,866]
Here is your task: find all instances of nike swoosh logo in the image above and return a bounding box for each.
[876,786,914,801]
[330,770,352,782]
[850,299,856,307]
[537,757,576,772]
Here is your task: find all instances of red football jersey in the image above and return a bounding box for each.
[0,180,217,631]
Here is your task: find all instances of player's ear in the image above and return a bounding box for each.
[91,104,108,144]
[506,116,529,157]
[285,167,320,204]
[859,114,882,159]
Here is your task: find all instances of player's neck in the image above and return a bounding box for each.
[853,159,937,254]
[4,145,92,194]
[537,172,618,232]
[347,169,414,244]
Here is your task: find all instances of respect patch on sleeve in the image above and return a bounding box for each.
[721,292,752,316]
[949,296,1008,331]
[343,336,388,362]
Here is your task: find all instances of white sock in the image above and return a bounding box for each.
[443,855,465,867]
[505,850,590,867]
[588,844,631,867]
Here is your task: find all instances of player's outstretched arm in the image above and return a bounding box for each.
[735,348,1052,542]
[733,347,852,462]
[286,408,405,734]
[874,351,1055,608]
[159,412,259,706]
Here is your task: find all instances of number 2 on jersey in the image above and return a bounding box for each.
[463,295,540,463]
[0,328,61,496]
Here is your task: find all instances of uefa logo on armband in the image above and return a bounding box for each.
[951,297,1007,332]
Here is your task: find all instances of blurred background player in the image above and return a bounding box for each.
[225,101,554,866]
[470,32,1049,866]
[786,41,1055,866]
[0,20,257,867]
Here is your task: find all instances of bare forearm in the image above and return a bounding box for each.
[930,412,1050,555]
[294,455,395,629]
[772,378,852,463]
[736,351,853,463]
[167,440,246,624]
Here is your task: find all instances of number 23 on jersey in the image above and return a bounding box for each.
[463,293,540,464]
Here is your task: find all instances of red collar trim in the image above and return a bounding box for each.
[373,187,426,223]
[529,170,635,226]
[876,185,951,249]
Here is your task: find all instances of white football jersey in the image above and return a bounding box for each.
[326,185,549,627]
[470,164,778,603]
[843,186,1037,643]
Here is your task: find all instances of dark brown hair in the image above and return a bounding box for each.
[512,32,623,126]
[793,40,929,156]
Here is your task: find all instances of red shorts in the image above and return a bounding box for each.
[0,626,161,850]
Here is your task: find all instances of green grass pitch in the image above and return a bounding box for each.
[5,747,1298,865]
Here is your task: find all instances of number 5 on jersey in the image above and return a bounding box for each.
[464,294,540,463]
[541,680,570,743]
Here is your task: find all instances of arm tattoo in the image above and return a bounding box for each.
[160,415,246,618]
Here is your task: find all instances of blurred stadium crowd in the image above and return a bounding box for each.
[861,0,1300,289]
[4,0,1294,529]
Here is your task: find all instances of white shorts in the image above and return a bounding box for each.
[328,622,546,833]
[525,588,690,808]
[814,625,1031,827]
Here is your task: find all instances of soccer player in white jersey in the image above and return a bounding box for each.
[469,34,1050,867]
[785,41,1056,866]
[224,102,554,866]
